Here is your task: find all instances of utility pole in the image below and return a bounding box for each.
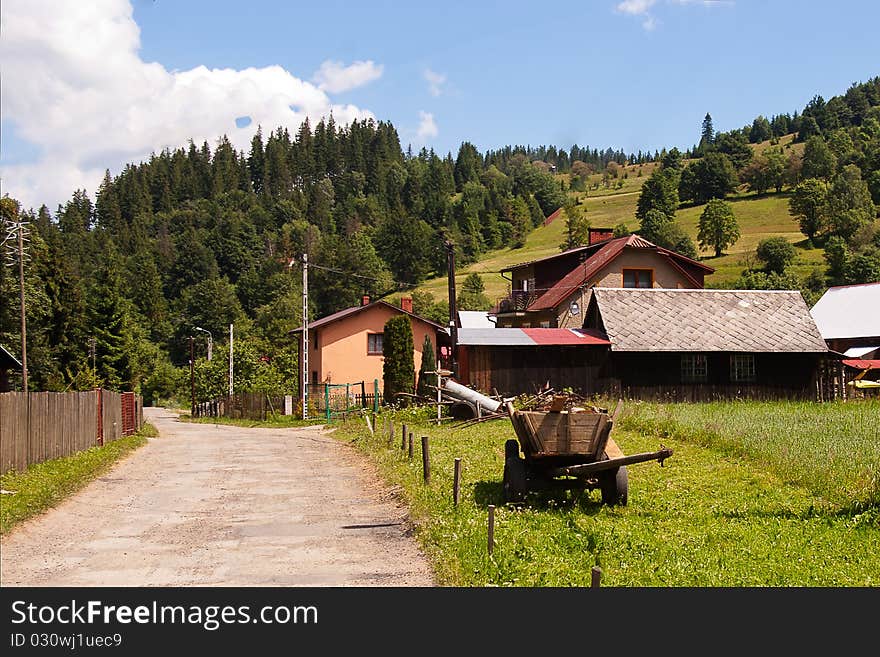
[4,217,29,392]
[301,253,309,420]
[228,323,234,397]
[17,224,27,392]
[88,337,96,380]
[445,240,458,379]
[189,336,195,416]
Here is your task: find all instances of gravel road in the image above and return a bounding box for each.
[0,408,434,586]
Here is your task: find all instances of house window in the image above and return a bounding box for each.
[730,354,756,382]
[623,268,653,288]
[681,354,708,382]
[367,333,383,355]
[539,321,551,328]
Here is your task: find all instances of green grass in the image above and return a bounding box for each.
[619,399,880,510]
[331,401,879,586]
[0,423,156,535]
[179,413,328,428]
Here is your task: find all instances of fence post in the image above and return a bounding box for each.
[487,504,495,555]
[408,433,413,459]
[346,382,350,411]
[591,566,602,588]
[421,435,430,483]
[325,384,330,422]
[373,379,379,414]
[453,458,461,506]
[361,381,366,408]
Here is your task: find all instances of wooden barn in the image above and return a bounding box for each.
[583,288,830,401]
[456,327,610,396]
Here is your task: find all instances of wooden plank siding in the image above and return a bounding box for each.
[0,390,142,473]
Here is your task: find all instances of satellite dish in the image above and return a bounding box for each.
[569,300,580,316]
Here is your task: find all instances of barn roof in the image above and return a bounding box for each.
[810,282,880,340]
[589,288,828,353]
[456,327,609,347]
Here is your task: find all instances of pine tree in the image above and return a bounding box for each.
[700,113,715,149]
[382,315,414,405]
[417,333,436,398]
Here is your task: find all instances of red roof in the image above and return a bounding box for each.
[842,359,880,370]
[521,328,610,345]
[528,234,713,311]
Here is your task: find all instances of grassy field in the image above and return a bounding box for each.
[405,136,820,304]
[332,400,878,586]
[0,423,157,535]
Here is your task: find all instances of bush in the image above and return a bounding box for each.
[756,237,797,274]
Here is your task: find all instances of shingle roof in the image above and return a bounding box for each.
[591,288,828,353]
[528,234,713,311]
[810,282,880,340]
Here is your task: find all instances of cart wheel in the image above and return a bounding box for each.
[504,439,520,460]
[503,456,528,504]
[600,466,628,506]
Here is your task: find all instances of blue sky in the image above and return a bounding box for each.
[2,0,878,211]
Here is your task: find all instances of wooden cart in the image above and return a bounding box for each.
[502,398,672,505]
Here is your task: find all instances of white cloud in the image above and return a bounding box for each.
[0,0,376,211]
[423,69,447,97]
[616,0,657,15]
[416,111,438,142]
[616,0,730,30]
[313,59,383,93]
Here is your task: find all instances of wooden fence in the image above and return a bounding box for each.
[193,393,285,421]
[0,389,144,473]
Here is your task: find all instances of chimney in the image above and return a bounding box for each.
[400,297,413,313]
[589,227,615,245]
[361,295,371,307]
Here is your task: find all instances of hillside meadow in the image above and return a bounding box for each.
[332,399,878,586]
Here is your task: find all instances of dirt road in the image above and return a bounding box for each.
[0,408,434,586]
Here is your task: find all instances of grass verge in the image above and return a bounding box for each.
[332,403,878,586]
[0,423,156,535]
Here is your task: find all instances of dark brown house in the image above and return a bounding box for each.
[493,234,714,329]
[583,288,830,400]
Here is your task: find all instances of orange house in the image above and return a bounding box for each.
[291,297,446,394]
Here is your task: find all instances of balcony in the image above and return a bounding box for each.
[497,290,538,313]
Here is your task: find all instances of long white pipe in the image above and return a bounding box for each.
[442,379,502,413]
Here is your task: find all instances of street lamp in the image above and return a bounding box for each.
[193,326,213,361]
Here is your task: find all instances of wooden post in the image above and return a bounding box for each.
[401,423,407,450]
[408,432,413,459]
[487,504,495,555]
[453,458,461,506]
[421,435,430,483]
[591,566,602,588]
